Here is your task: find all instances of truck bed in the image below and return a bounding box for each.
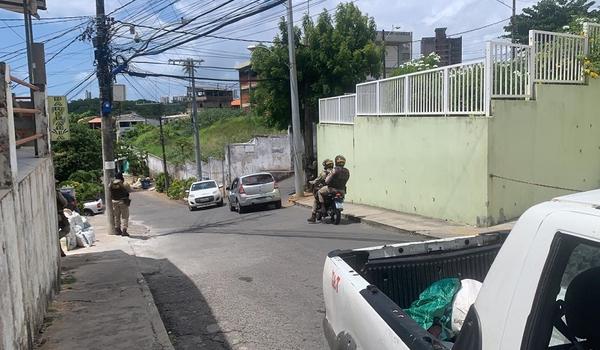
[327,232,508,348]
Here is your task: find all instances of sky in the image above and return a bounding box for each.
[0,0,540,102]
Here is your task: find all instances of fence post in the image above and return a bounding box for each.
[403,76,409,115]
[318,99,322,123]
[528,31,536,99]
[0,62,18,189]
[337,97,342,123]
[484,42,492,116]
[442,67,449,116]
[583,23,590,55]
[375,81,380,115]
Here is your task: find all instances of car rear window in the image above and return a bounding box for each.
[191,181,217,191]
[242,174,274,185]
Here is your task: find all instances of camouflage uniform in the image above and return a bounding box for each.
[110,178,131,235]
[317,165,350,208]
[310,168,332,214]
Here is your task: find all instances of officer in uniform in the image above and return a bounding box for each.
[110,173,131,236]
[317,155,350,217]
[307,159,334,223]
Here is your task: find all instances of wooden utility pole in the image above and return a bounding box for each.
[512,0,517,43]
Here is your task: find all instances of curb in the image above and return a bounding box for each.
[136,272,175,350]
[293,200,437,239]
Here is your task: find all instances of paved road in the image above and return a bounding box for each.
[128,187,423,350]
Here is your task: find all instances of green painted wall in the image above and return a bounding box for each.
[488,79,600,224]
[317,117,489,226]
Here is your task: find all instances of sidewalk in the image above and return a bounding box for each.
[292,195,514,239]
[35,215,173,350]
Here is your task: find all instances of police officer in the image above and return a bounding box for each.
[110,173,131,236]
[307,159,334,223]
[317,155,350,217]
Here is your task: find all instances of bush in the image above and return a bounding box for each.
[155,172,173,193]
[166,177,197,200]
[59,180,104,211]
[68,169,102,184]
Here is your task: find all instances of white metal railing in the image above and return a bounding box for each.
[585,23,600,56]
[530,30,585,83]
[321,23,598,123]
[319,94,356,124]
[488,41,532,98]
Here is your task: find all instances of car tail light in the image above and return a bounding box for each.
[239,185,245,194]
[97,202,102,208]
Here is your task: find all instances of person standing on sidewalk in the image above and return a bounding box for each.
[110,173,131,236]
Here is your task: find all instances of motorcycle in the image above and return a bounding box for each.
[316,190,345,225]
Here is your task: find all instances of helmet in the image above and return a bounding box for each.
[334,155,346,167]
[322,159,334,169]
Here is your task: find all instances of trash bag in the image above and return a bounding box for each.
[405,278,461,340]
[451,279,482,333]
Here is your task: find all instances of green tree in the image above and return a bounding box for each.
[251,2,381,170]
[506,0,599,44]
[52,113,103,181]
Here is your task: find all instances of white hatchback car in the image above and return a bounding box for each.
[186,180,224,211]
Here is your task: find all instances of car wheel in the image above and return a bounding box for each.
[189,205,195,211]
[237,201,247,214]
[274,201,282,209]
[83,209,94,216]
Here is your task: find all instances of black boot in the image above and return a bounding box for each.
[115,228,122,236]
[307,213,316,223]
[121,228,130,237]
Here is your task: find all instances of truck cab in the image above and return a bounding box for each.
[323,190,600,350]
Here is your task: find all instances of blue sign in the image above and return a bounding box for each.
[102,100,112,114]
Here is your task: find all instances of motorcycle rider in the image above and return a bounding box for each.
[317,155,350,218]
[307,159,334,223]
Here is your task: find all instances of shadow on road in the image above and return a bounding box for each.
[139,256,234,350]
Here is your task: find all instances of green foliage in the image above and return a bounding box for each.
[390,53,441,77]
[251,3,382,128]
[116,141,149,176]
[155,172,172,193]
[506,0,599,44]
[125,114,279,163]
[67,170,102,184]
[59,180,104,211]
[166,177,197,200]
[52,114,103,182]
[198,108,244,128]
[68,98,186,118]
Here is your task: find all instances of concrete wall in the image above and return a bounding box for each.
[225,134,292,183]
[318,117,489,226]
[487,79,600,224]
[147,134,292,186]
[147,154,226,186]
[0,157,60,350]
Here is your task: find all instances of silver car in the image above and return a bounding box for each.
[227,173,282,213]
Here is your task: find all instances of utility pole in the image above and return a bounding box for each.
[22,0,34,84]
[286,0,305,197]
[95,0,115,234]
[512,0,516,43]
[158,115,170,190]
[169,58,203,180]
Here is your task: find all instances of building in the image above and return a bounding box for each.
[420,28,462,66]
[115,113,155,139]
[376,30,413,77]
[87,116,101,129]
[187,87,233,109]
[236,61,257,110]
[160,96,170,104]
[172,95,188,103]
[162,113,189,124]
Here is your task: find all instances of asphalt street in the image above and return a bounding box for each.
[127,186,424,350]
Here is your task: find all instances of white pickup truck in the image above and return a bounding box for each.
[323,190,600,350]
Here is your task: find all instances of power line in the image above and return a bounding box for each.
[492,0,513,10]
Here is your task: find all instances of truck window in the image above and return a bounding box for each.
[522,234,600,350]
